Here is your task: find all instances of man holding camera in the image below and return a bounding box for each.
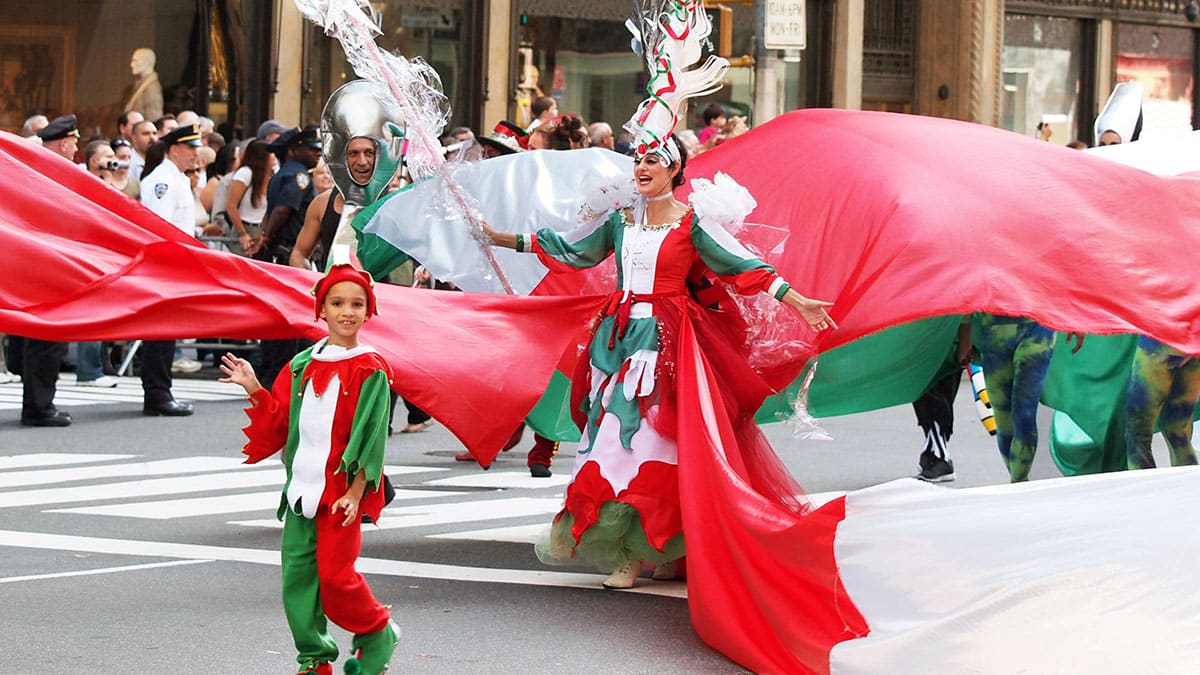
[84,140,123,184]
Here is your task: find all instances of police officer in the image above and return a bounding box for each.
[17,115,82,426]
[137,123,201,416]
[257,125,322,389]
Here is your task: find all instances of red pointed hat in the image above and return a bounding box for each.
[311,245,378,320]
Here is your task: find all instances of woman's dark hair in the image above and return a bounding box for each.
[670,135,688,188]
[141,140,167,178]
[539,112,588,150]
[702,102,726,125]
[242,140,274,209]
[209,141,238,178]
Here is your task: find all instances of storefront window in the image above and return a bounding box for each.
[304,0,480,134]
[0,0,262,141]
[1116,23,1194,137]
[1002,14,1086,145]
[517,14,641,133]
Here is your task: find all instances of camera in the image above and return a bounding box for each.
[98,159,130,171]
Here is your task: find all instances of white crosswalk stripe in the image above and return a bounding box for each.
[0,453,690,596]
[0,453,560,544]
[0,374,248,410]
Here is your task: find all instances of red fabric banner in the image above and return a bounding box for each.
[0,132,604,462]
[684,110,1200,357]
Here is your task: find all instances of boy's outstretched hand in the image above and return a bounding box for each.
[219,352,263,396]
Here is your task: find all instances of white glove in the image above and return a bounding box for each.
[623,349,658,401]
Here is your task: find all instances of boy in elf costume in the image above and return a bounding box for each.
[220,247,398,675]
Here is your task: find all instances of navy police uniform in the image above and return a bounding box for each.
[259,126,322,388]
[19,116,83,426]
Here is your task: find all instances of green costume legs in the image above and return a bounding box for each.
[979,316,1055,482]
[1124,336,1200,469]
[281,509,339,671]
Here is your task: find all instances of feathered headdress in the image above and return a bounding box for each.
[625,0,729,163]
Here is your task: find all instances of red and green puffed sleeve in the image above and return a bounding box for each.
[240,362,296,464]
[336,368,392,493]
[690,213,790,299]
[518,211,619,273]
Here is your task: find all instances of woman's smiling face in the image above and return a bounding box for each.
[633,153,678,198]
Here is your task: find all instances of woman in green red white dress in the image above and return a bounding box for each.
[482,135,836,588]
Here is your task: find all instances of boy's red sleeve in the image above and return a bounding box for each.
[240,365,293,464]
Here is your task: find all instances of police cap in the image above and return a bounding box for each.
[37,115,79,142]
[161,123,203,147]
[295,125,323,149]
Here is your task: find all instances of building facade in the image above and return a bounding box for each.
[0,1,1196,147]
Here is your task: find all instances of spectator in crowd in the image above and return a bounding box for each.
[116,110,144,144]
[67,137,123,390]
[675,129,701,157]
[526,95,558,132]
[313,158,335,194]
[154,114,178,135]
[193,145,222,238]
[477,121,529,158]
[588,122,614,150]
[696,102,726,146]
[109,139,140,200]
[199,142,236,217]
[20,114,49,138]
[440,126,476,161]
[140,139,168,181]
[529,113,588,151]
[176,110,199,128]
[205,131,226,153]
[256,119,286,144]
[701,113,748,152]
[223,139,274,257]
[613,130,635,157]
[83,139,118,183]
[129,119,158,179]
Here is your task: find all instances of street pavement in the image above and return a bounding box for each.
[0,371,1163,673]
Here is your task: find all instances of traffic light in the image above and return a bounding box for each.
[707,5,733,58]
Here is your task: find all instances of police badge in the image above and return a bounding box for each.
[295,172,310,190]
[154,183,168,199]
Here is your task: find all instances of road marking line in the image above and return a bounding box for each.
[230,496,563,530]
[48,488,469,519]
[0,529,686,597]
[427,523,545,544]
[0,559,212,584]
[0,469,285,508]
[0,456,250,488]
[0,453,135,471]
[423,472,571,489]
[0,463,446,509]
